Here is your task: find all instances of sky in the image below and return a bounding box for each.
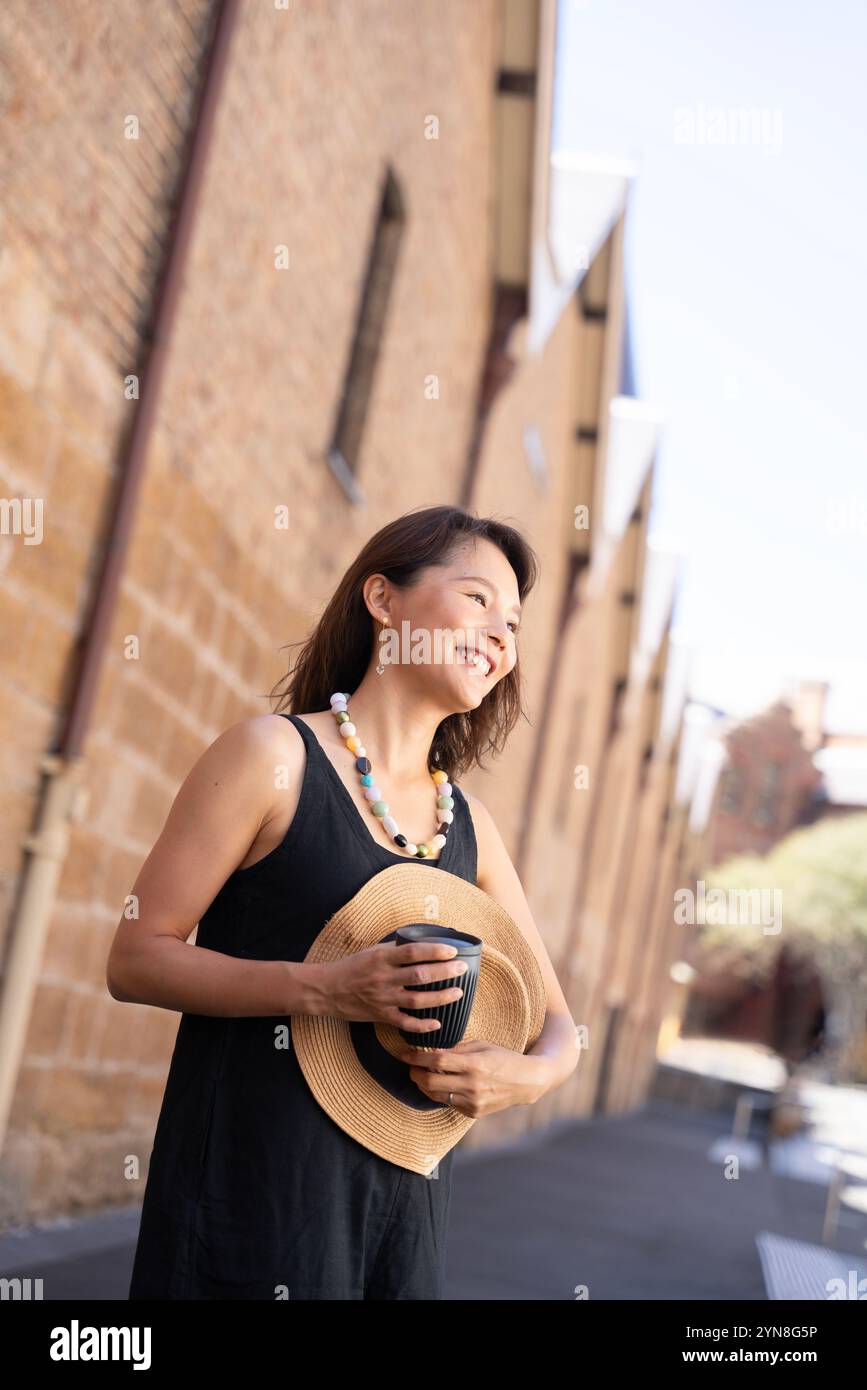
[553,0,867,732]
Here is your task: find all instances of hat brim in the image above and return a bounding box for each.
[292,862,548,1175]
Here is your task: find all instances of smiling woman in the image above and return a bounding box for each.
[112,504,578,1302]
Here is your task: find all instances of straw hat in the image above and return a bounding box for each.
[292,861,547,1176]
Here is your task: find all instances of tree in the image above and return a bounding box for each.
[694,812,867,1082]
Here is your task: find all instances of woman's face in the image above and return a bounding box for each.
[383,539,522,711]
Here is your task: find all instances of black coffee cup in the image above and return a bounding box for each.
[394,924,482,1048]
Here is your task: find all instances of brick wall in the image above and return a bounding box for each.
[0,0,505,1222]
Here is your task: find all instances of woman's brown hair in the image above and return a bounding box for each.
[267,504,539,778]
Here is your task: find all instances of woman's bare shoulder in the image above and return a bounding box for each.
[192,713,308,873]
[214,711,302,769]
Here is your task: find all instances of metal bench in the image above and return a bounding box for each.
[756,1231,867,1299]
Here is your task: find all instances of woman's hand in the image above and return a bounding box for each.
[314,941,469,1035]
[396,1039,551,1116]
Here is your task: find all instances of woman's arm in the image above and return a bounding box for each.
[465,792,581,1098]
[106,715,325,1018]
[399,793,581,1114]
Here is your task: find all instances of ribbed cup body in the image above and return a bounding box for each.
[395,924,482,1048]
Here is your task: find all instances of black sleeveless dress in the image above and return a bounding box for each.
[128,712,477,1300]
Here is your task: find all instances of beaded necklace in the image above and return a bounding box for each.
[329,691,455,858]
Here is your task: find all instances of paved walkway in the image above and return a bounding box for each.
[445,1100,863,1299]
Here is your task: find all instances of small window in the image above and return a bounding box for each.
[608,678,627,739]
[718,764,745,815]
[754,761,783,828]
[327,165,406,497]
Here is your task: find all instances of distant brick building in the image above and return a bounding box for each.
[703,700,822,866]
[690,679,867,870]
